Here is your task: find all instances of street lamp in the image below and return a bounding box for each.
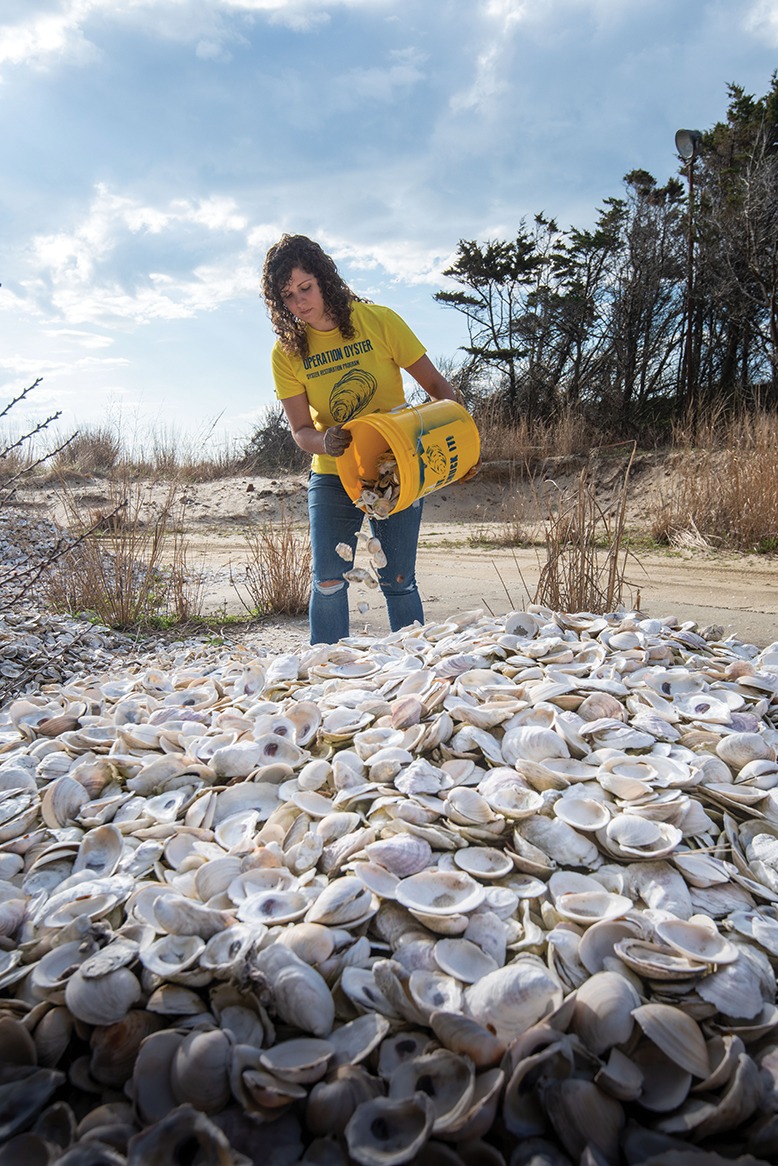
[675,129,702,415]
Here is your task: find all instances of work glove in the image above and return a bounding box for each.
[323,425,353,457]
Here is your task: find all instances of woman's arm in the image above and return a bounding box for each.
[281,393,328,455]
[281,393,351,457]
[404,354,458,402]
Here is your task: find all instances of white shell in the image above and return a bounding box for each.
[653,915,738,965]
[464,957,563,1043]
[395,869,485,917]
[433,937,499,983]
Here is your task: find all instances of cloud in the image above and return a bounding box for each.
[745,0,778,44]
[337,47,426,104]
[0,0,390,74]
[0,351,129,388]
[42,328,115,348]
[220,0,389,32]
[19,185,258,326]
[449,0,529,114]
[0,1,100,70]
[195,38,233,62]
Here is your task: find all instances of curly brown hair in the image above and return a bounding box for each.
[260,234,366,360]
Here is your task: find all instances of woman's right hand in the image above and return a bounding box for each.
[323,425,352,457]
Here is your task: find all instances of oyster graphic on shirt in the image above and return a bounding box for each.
[329,368,378,423]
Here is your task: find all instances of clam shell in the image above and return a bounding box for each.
[255,945,335,1036]
[613,937,709,980]
[64,966,142,1027]
[328,1013,392,1067]
[306,1064,383,1137]
[236,889,309,926]
[553,794,611,831]
[541,1077,625,1162]
[716,731,775,771]
[452,846,513,880]
[632,1002,711,1079]
[388,1049,475,1135]
[200,923,257,973]
[139,934,206,978]
[570,970,640,1055]
[395,869,485,917]
[428,1010,506,1069]
[344,1093,435,1166]
[365,834,432,876]
[653,915,738,965]
[432,937,499,983]
[89,1009,160,1087]
[554,890,633,925]
[464,957,563,1043]
[259,1037,334,1084]
[170,1028,232,1113]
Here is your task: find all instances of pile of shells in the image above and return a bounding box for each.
[356,454,400,519]
[0,610,131,704]
[3,606,778,1165]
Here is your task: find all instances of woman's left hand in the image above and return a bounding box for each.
[323,425,353,457]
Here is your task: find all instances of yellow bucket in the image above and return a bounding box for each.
[337,399,480,516]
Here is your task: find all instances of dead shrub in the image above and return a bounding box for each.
[232,512,311,617]
[533,446,641,614]
[43,474,202,628]
[50,425,121,476]
[240,404,309,475]
[662,430,778,552]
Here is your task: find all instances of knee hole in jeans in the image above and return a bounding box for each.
[314,579,345,596]
[380,577,415,596]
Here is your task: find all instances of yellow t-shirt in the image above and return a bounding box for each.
[271,301,426,474]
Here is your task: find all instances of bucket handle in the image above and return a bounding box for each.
[387,399,429,455]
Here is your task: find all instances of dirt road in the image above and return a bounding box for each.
[32,467,778,649]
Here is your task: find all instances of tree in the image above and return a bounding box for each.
[433,74,778,433]
[697,76,778,406]
[547,201,624,410]
[434,227,545,418]
[603,172,686,426]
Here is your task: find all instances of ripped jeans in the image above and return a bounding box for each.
[308,471,424,645]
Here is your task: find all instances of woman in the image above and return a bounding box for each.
[261,233,459,645]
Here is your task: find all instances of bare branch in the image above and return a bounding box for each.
[0,377,43,423]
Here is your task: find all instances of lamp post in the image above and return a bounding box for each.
[675,128,702,415]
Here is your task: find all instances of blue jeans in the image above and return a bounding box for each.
[307,472,424,644]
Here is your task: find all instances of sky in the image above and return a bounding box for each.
[1,0,776,454]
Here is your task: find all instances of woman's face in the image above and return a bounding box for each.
[280,266,333,331]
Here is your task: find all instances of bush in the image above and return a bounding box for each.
[533,447,641,613]
[50,425,121,475]
[232,513,311,617]
[43,473,205,628]
[241,404,309,474]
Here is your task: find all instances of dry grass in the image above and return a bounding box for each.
[468,463,534,548]
[38,419,245,485]
[24,400,603,487]
[473,400,594,465]
[663,409,778,552]
[49,425,121,476]
[43,474,205,628]
[533,446,641,614]
[232,513,312,617]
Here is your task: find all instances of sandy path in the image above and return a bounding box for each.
[26,467,778,650]
[189,527,778,649]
